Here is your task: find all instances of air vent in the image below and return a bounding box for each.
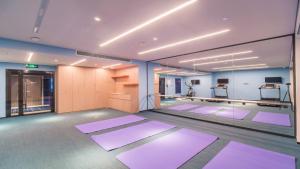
[76,51,130,62]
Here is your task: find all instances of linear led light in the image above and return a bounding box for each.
[102,63,122,69]
[216,66,269,71]
[100,0,198,47]
[70,59,87,66]
[193,56,259,66]
[179,50,253,63]
[138,29,230,55]
[156,70,177,74]
[154,68,162,71]
[27,52,34,62]
[213,63,267,70]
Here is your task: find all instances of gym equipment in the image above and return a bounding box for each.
[210,79,229,103]
[185,81,195,101]
[75,115,145,133]
[282,83,293,110]
[117,128,218,169]
[203,141,295,169]
[91,121,175,151]
[252,111,291,126]
[258,77,282,107]
[167,104,199,111]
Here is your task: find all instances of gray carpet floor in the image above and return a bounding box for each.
[0,108,299,169]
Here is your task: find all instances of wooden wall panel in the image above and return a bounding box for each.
[56,65,139,114]
[56,66,73,113]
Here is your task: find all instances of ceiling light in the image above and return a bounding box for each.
[222,17,229,21]
[156,70,177,74]
[193,56,259,66]
[94,17,101,22]
[154,68,162,71]
[70,59,87,66]
[213,63,267,70]
[102,63,122,69]
[30,37,40,42]
[179,50,253,63]
[153,37,158,41]
[216,66,269,71]
[138,29,230,55]
[33,27,39,33]
[99,0,198,47]
[27,52,34,62]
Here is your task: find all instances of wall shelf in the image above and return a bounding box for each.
[123,83,139,86]
[111,75,129,79]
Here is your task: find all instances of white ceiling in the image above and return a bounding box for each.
[0,47,133,68]
[0,0,297,69]
[154,36,293,72]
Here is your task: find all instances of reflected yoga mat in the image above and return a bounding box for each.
[75,115,146,133]
[203,141,295,169]
[167,104,199,111]
[252,111,291,126]
[117,128,218,169]
[91,121,176,151]
[215,109,250,120]
[190,106,223,115]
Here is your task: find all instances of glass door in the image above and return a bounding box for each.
[6,70,55,117]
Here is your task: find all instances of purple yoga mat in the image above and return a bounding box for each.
[75,115,146,133]
[215,109,250,120]
[252,111,291,127]
[117,128,218,169]
[91,121,176,151]
[190,106,223,115]
[167,104,199,111]
[203,141,295,169]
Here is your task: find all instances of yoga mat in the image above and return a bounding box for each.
[252,111,291,126]
[75,115,146,133]
[190,106,223,115]
[91,121,176,151]
[117,128,218,169]
[203,141,295,169]
[167,104,199,111]
[215,109,250,120]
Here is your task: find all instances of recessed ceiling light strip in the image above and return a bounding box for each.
[100,0,198,47]
[213,63,267,70]
[27,52,34,62]
[138,29,230,55]
[102,63,122,69]
[156,70,177,74]
[216,66,269,71]
[70,59,87,66]
[193,56,259,66]
[179,50,253,63]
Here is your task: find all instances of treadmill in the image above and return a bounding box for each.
[258,77,281,107]
[209,78,229,102]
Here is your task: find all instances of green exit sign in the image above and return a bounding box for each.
[26,64,39,69]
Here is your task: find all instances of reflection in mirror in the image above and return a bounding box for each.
[150,36,294,137]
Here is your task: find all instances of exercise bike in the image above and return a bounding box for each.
[185,81,195,101]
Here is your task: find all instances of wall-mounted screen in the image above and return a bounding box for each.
[191,79,200,85]
[217,78,229,84]
[265,77,282,84]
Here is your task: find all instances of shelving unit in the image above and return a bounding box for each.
[123,83,139,86]
[111,75,129,79]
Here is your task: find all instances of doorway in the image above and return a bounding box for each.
[6,69,55,117]
[159,77,165,99]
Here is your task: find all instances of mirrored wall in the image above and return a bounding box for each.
[147,36,295,137]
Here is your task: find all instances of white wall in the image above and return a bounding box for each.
[183,75,212,98]
[296,37,300,143]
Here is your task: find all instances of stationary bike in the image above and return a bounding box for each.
[185,81,195,101]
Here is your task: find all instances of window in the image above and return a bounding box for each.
[175,78,181,94]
